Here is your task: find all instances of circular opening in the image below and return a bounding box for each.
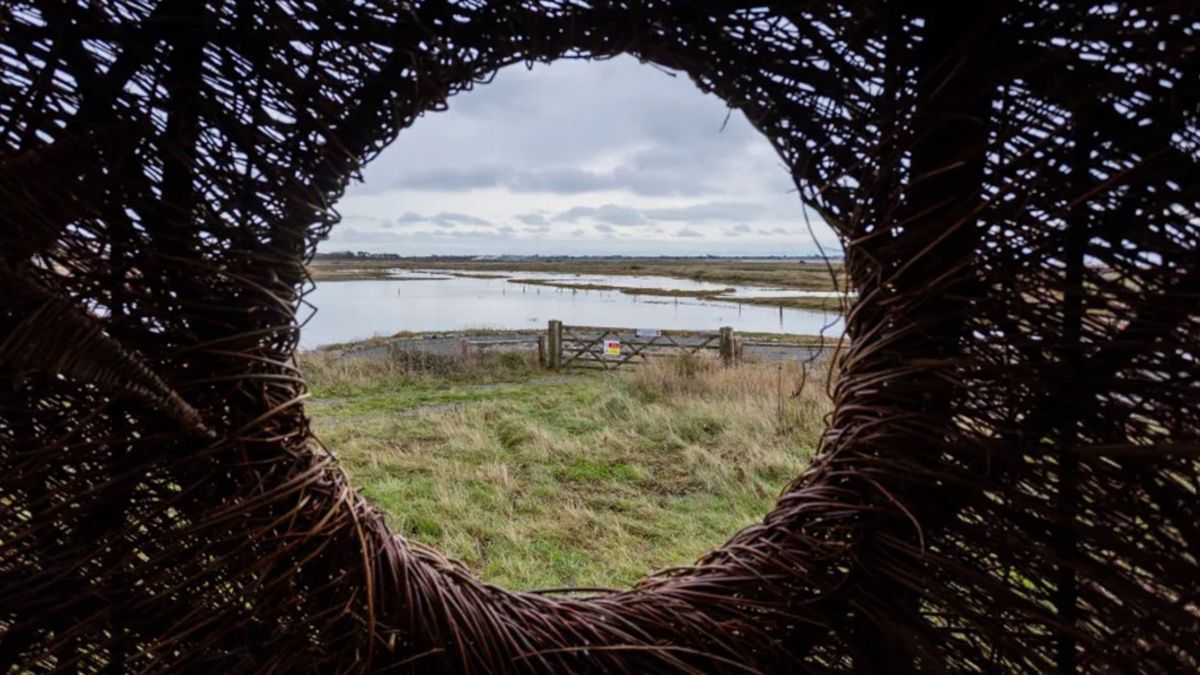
[302,56,847,590]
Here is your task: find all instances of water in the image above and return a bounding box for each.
[430,270,847,299]
[301,269,845,348]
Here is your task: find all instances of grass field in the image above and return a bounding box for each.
[302,347,831,590]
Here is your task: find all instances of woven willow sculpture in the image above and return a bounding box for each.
[2,1,1198,672]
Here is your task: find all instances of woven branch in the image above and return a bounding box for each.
[1,1,1198,673]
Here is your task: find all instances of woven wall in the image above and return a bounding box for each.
[2,2,1198,672]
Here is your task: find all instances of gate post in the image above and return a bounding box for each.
[548,320,563,370]
[719,326,735,366]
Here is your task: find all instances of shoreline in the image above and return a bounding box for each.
[306,258,850,313]
[308,256,846,291]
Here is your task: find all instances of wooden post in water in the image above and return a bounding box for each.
[547,320,563,370]
[719,326,735,366]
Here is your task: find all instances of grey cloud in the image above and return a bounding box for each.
[390,162,710,197]
[643,201,765,222]
[554,204,646,227]
[326,227,408,244]
[550,201,765,228]
[433,212,492,227]
[393,166,504,191]
[510,167,619,193]
[497,225,516,235]
[340,213,396,228]
[329,55,836,255]
[676,228,703,238]
[516,212,548,225]
[593,224,615,233]
[440,229,502,239]
[380,211,496,229]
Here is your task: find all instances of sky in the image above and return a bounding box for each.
[320,55,840,257]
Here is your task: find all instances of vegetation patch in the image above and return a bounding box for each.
[302,346,830,589]
[310,256,847,291]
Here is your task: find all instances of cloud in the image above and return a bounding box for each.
[390,166,503,191]
[548,201,765,228]
[433,212,491,227]
[367,211,496,229]
[511,167,619,193]
[757,226,791,236]
[643,202,765,222]
[340,213,394,227]
[553,204,647,227]
[516,212,548,225]
[389,163,708,196]
[323,55,838,256]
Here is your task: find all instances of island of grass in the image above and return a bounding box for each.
[309,255,847,292]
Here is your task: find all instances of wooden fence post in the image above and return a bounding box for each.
[719,326,735,366]
[537,334,547,369]
[548,320,562,370]
[459,337,470,359]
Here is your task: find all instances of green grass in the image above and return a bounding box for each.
[302,348,830,590]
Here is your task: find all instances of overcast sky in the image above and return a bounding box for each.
[320,55,839,256]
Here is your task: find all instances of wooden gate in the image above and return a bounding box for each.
[547,320,734,371]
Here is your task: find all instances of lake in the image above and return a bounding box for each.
[301,269,845,348]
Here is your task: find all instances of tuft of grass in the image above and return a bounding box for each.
[304,347,831,590]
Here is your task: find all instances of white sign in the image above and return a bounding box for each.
[635,328,661,338]
[604,340,621,356]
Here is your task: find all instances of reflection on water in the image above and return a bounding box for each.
[302,271,845,348]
